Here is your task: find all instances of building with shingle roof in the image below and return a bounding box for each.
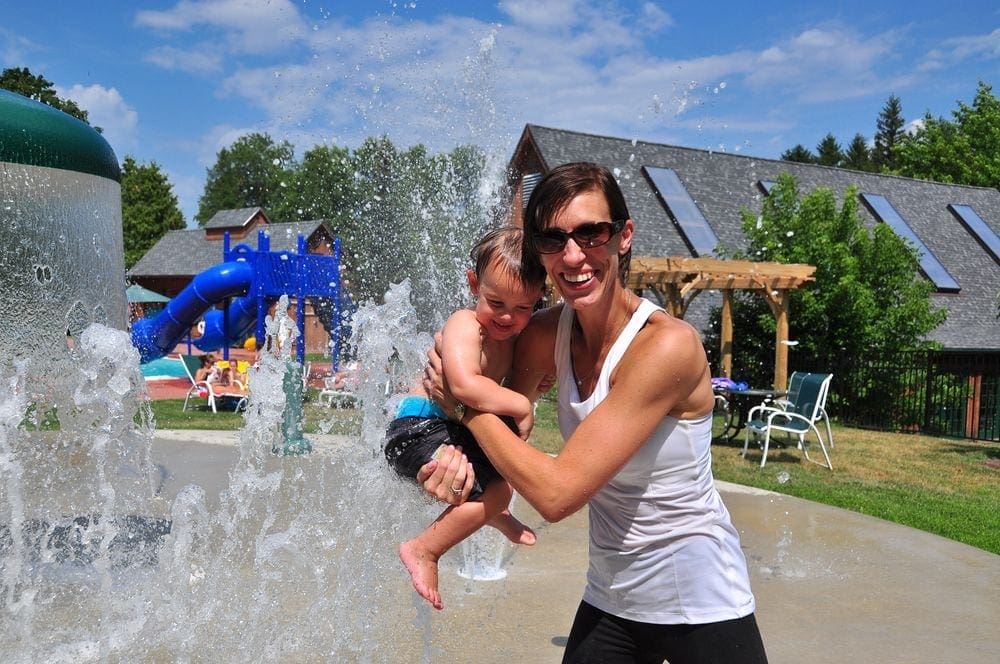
[508,124,1000,351]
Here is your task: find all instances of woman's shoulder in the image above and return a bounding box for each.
[634,308,704,357]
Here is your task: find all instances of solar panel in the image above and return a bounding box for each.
[757,180,776,195]
[948,204,1000,265]
[643,166,719,256]
[860,193,960,292]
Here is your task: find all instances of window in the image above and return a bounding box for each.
[948,204,1000,265]
[860,193,960,292]
[643,166,719,256]
[757,180,776,195]
[521,172,542,210]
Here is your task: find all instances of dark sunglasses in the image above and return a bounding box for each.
[532,220,626,254]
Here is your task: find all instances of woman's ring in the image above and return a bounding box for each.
[450,485,462,495]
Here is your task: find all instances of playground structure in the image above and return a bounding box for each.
[130,230,344,368]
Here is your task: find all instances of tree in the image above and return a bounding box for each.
[815,133,844,167]
[780,144,815,164]
[195,133,295,225]
[842,133,873,172]
[0,67,95,129]
[713,173,945,386]
[270,143,354,228]
[121,156,185,268]
[895,81,1000,190]
[873,94,905,172]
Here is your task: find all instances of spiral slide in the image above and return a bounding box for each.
[131,261,257,364]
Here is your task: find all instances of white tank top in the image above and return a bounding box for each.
[556,299,755,624]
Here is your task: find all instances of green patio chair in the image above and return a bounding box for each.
[743,372,834,469]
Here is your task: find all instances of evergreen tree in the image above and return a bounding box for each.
[873,94,905,172]
[780,144,816,163]
[121,156,185,268]
[195,133,295,225]
[0,66,96,129]
[815,133,844,167]
[842,133,873,171]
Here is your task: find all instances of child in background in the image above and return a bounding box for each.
[384,226,546,610]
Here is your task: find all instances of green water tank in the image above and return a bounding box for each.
[0,88,126,357]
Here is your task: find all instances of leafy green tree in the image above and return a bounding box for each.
[815,133,844,167]
[0,67,95,128]
[873,94,905,172]
[895,81,1000,190]
[195,133,295,225]
[270,143,354,228]
[711,173,945,386]
[780,144,815,163]
[842,133,873,171]
[121,156,185,268]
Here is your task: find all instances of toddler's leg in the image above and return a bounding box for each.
[486,481,536,545]
[398,480,532,610]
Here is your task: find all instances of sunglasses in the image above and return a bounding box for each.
[532,220,626,254]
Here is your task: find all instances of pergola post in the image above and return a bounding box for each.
[720,290,733,378]
[773,293,790,390]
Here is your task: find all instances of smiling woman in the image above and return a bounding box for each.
[421,162,769,663]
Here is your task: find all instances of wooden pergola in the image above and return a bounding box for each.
[627,257,816,390]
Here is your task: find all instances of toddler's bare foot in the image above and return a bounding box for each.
[488,509,537,545]
[399,539,444,610]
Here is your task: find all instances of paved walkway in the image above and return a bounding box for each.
[151,429,999,663]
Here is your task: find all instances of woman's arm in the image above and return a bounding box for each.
[466,313,712,522]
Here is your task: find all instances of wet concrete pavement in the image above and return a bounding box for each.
[152,429,1000,663]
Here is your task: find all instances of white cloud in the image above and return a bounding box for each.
[743,25,899,103]
[0,28,40,66]
[639,3,674,32]
[58,84,139,156]
[135,0,309,56]
[145,45,223,74]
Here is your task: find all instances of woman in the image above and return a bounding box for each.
[421,163,768,663]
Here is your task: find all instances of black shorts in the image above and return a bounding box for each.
[383,416,514,500]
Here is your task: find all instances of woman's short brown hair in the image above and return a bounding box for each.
[522,162,632,285]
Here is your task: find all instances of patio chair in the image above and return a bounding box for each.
[743,372,834,469]
[180,354,249,413]
[770,371,832,448]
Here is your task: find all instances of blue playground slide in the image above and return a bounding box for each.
[131,261,256,364]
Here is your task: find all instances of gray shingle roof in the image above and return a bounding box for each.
[203,207,264,229]
[130,219,331,278]
[519,124,1000,350]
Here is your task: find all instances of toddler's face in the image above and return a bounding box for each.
[471,265,542,341]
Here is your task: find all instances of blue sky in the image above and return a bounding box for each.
[3,0,999,225]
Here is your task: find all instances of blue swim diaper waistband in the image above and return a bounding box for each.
[395,396,448,420]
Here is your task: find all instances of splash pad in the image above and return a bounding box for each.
[0,88,545,661]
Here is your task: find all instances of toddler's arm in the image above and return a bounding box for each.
[441,310,533,436]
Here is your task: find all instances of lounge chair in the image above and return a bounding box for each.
[180,354,249,413]
[318,362,359,408]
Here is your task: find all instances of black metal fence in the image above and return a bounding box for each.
[793,350,1000,442]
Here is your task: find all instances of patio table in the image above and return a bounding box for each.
[713,387,787,442]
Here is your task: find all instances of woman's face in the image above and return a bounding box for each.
[540,190,633,310]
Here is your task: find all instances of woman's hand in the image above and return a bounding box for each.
[416,445,475,505]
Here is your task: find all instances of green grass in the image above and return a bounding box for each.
[146,391,1000,555]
